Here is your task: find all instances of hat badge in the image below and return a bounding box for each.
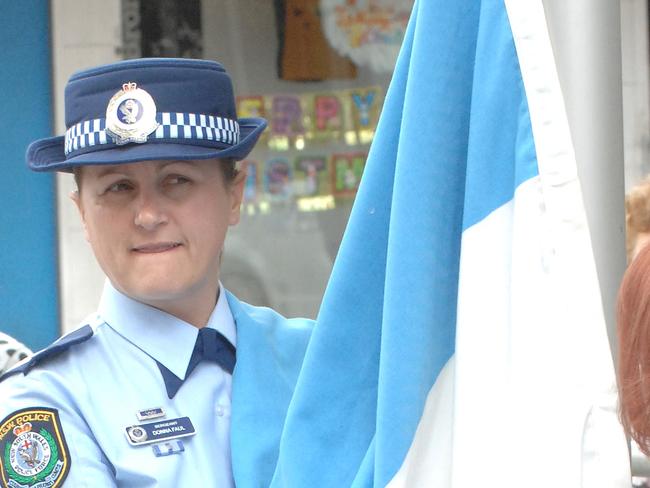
[105,81,159,145]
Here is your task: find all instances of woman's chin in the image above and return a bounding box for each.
[115,280,192,306]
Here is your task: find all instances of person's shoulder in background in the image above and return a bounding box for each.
[0,331,32,375]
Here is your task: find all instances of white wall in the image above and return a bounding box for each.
[52,0,122,332]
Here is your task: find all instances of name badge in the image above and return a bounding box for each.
[125,417,196,446]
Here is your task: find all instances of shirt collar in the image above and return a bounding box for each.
[97,280,236,381]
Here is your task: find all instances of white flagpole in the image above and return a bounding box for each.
[542,0,626,360]
[543,0,636,479]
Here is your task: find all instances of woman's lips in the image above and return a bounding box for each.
[132,242,182,253]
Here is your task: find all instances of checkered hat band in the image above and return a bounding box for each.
[64,113,240,156]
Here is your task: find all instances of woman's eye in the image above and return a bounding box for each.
[106,181,133,193]
[166,175,191,186]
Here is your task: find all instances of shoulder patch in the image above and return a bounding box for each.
[0,325,94,383]
[0,407,71,488]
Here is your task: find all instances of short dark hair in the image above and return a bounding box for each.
[219,158,240,184]
[73,158,240,192]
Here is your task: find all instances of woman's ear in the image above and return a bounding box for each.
[228,165,247,226]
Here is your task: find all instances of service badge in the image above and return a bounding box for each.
[0,407,70,488]
[105,82,159,145]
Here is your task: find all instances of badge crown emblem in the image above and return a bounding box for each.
[122,82,137,92]
[13,422,32,436]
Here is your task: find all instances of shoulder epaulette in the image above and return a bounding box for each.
[0,325,94,382]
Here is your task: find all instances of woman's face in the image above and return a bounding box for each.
[72,159,245,320]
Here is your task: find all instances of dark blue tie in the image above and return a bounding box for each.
[157,327,236,399]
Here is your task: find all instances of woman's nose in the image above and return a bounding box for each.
[133,190,168,230]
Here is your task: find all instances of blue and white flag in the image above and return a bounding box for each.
[235,0,631,486]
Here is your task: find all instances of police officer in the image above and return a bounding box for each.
[0,58,313,487]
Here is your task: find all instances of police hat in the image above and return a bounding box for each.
[26,58,267,172]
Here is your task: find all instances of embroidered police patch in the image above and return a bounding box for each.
[0,407,70,488]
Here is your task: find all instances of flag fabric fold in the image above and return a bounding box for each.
[232,0,631,486]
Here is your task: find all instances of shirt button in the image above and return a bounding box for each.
[216,405,225,417]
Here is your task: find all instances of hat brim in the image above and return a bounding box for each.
[27,117,267,172]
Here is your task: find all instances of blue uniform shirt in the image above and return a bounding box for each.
[0,281,238,487]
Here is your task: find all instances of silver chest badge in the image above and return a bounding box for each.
[105,82,159,145]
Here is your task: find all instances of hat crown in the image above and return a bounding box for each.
[64,58,236,129]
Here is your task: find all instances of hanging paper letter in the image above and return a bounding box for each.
[272,96,303,136]
[315,95,342,132]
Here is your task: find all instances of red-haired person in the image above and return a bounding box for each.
[617,242,650,454]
